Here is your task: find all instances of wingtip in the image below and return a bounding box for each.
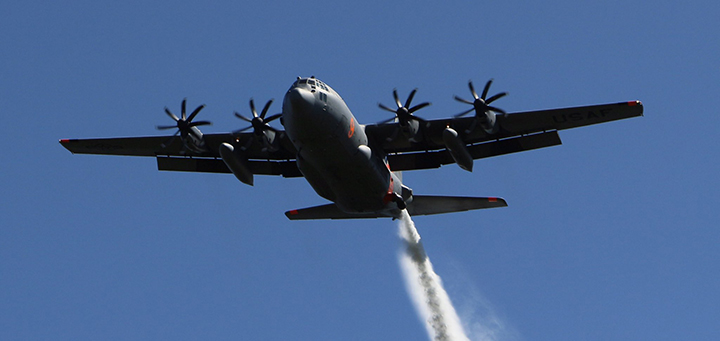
[59,139,76,154]
[285,209,300,220]
[488,197,509,207]
[627,100,644,116]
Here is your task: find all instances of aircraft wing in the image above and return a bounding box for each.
[365,101,643,171]
[60,132,302,177]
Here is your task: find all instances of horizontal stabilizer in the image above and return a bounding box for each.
[285,204,395,220]
[407,195,507,216]
[285,195,507,220]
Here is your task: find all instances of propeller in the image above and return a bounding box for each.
[156,98,211,148]
[378,89,431,126]
[234,99,281,135]
[454,79,508,118]
[233,99,281,150]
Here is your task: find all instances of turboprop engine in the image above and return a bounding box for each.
[454,79,508,135]
[378,89,431,143]
[155,98,212,153]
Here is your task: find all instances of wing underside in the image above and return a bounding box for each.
[388,130,561,171]
[60,132,300,176]
[61,101,642,175]
[155,156,302,177]
[365,101,642,171]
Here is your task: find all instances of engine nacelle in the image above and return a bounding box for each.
[478,111,500,134]
[399,119,422,143]
[219,143,254,186]
[442,127,473,172]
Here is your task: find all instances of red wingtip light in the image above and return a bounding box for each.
[627,100,641,106]
[288,210,299,215]
[488,197,498,202]
[59,139,70,144]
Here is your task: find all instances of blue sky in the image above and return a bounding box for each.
[2,0,719,340]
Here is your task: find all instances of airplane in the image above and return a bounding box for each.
[60,76,643,220]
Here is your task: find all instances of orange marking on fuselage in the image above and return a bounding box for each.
[348,117,355,138]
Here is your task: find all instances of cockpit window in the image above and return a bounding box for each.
[294,78,327,90]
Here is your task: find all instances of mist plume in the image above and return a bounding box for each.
[397,210,470,341]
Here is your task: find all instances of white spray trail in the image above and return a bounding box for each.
[397,210,470,341]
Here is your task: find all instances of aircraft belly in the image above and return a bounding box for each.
[297,137,390,213]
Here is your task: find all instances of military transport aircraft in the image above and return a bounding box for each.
[60,77,643,220]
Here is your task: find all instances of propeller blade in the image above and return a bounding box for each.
[161,130,180,148]
[405,89,417,108]
[379,103,397,113]
[181,98,187,120]
[486,92,507,104]
[454,96,474,105]
[455,108,474,118]
[488,106,507,115]
[156,125,177,130]
[411,115,427,124]
[165,108,179,122]
[235,112,253,123]
[188,120,212,127]
[264,113,282,123]
[249,99,258,118]
[187,104,206,122]
[469,81,479,100]
[377,117,396,125]
[408,102,431,113]
[260,99,274,119]
[233,126,253,134]
[393,89,402,108]
[481,79,493,100]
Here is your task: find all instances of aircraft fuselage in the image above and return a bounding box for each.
[282,77,408,217]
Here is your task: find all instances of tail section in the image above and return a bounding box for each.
[285,195,507,220]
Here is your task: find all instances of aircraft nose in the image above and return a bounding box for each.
[286,86,315,114]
